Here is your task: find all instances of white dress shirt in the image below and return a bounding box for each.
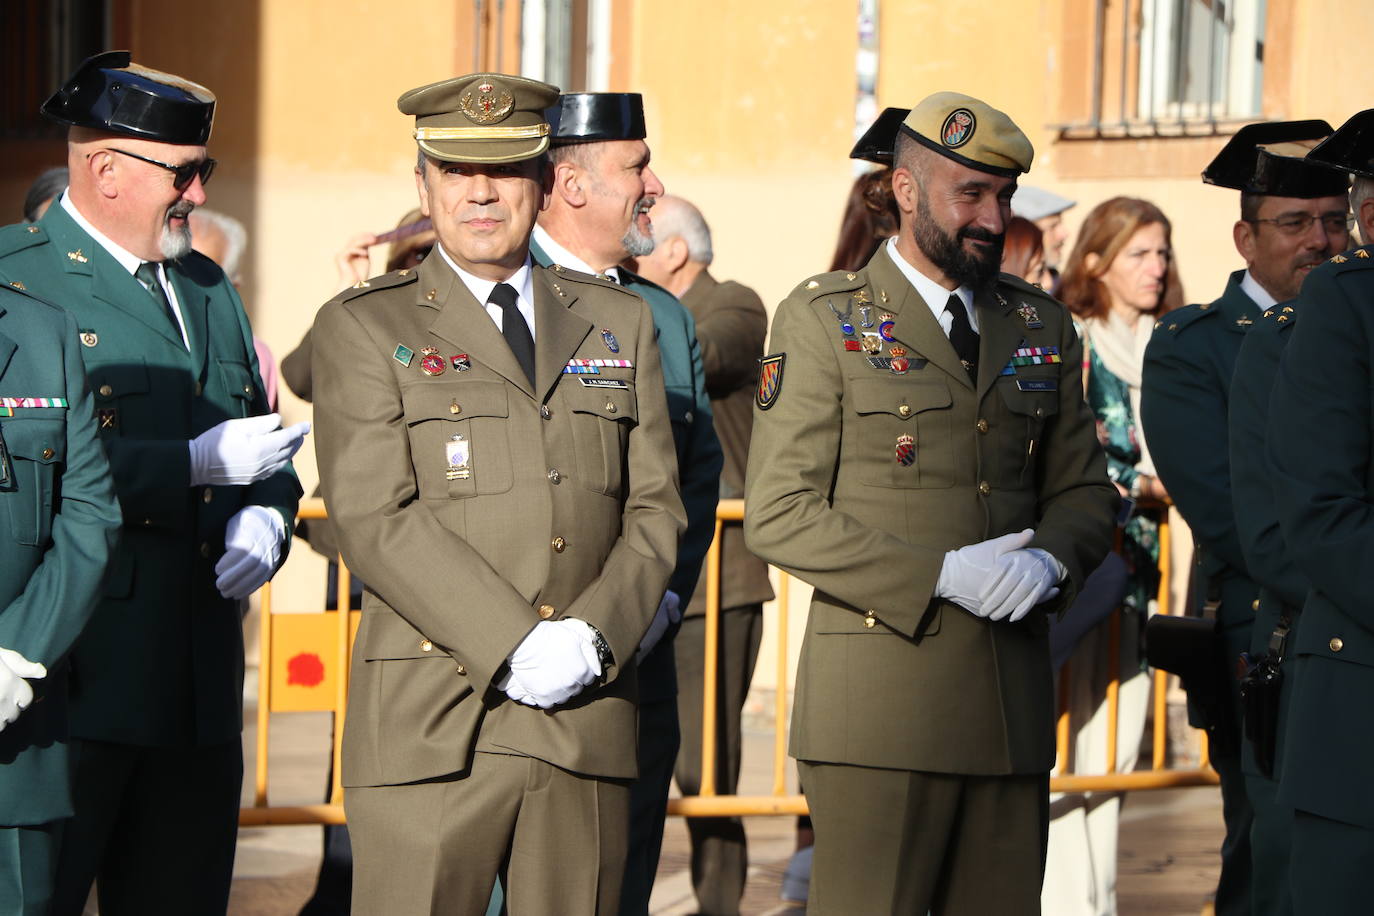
[436,243,537,342]
[1239,269,1278,312]
[532,224,622,284]
[886,237,979,334]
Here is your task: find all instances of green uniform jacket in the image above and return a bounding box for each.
[312,257,686,786]
[744,246,1116,775]
[1142,270,1261,628]
[1268,245,1374,828]
[680,270,774,616]
[0,285,120,824]
[0,205,301,748]
[531,239,721,703]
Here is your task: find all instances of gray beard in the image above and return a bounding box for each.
[622,220,655,258]
[160,203,195,260]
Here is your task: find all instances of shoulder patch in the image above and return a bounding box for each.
[756,353,785,410]
[1154,303,1217,337]
[0,222,50,258]
[334,269,417,303]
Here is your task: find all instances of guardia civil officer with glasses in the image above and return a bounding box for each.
[1141,120,1351,916]
[0,52,305,914]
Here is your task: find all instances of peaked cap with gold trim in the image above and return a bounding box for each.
[398,73,560,163]
[900,91,1033,177]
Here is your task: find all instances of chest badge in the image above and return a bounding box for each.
[861,333,883,354]
[1017,302,1044,329]
[896,434,916,467]
[828,298,855,336]
[80,330,99,348]
[601,329,621,353]
[419,346,445,376]
[878,313,896,342]
[889,346,910,375]
[451,354,471,372]
[393,344,415,368]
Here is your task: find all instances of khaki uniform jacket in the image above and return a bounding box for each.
[680,270,773,615]
[744,245,1115,775]
[311,256,686,787]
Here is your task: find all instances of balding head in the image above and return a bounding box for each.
[630,194,713,296]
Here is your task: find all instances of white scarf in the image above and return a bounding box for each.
[1079,309,1158,476]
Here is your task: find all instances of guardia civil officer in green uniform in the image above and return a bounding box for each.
[1141,120,1350,916]
[0,52,306,915]
[532,91,723,916]
[745,92,1117,915]
[0,283,120,915]
[311,74,685,915]
[1262,111,1374,915]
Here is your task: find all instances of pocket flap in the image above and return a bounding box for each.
[217,359,257,400]
[850,378,950,418]
[1,418,65,464]
[88,360,150,400]
[360,610,451,661]
[568,383,639,422]
[400,379,509,425]
[998,380,1061,418]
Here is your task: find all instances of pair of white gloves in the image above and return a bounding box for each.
[0,647,45,733]
[188,413,310,600]
[936,529,1065,623]
[500,590,682,709]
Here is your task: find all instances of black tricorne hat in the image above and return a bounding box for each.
[41,50,215,146]
[1202,120,1347,197]
[1308,110,1374,180]
[546,93,646,144]
[849,107,910,164]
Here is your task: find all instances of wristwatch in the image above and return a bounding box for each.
[585,623,614,671]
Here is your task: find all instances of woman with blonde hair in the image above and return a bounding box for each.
[1042,196,1182,916]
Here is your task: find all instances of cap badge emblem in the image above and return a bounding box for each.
[461,82,514,124]
[941,109,976,148]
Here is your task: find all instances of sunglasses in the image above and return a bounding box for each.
[105,148,217,190]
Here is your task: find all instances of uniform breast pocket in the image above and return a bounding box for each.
[400,380,512,499]
[87,359,150,437]
[994,379,1060,485]
[0,416,66,546]
[217,358,257,418]
[850,377,953,488]
[568,382,639,497]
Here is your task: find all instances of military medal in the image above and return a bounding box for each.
[419,346,445,376]
[867,356,893,370]
[80,330,98,347]
[878,314,896,342]
[889,346,910,375]
[861,334,882,354]
[1017,302,1044,329]
[601,329,620,353]
[451,354,471,371]
[445,435,471,480]
[844,340,861,352]
[827,298,855,335]
[393,344,415,368]
[896,434,915,467]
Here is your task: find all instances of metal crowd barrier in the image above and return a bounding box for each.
[239,498,1216,826]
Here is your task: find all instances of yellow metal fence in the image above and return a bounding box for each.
[239,498,1216,826]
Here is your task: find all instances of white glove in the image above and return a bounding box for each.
[0,647,46,733]
[636,590,682,664]
[215,506,287,599]
[189,414,310,486]
[501,619,601,709]
[935,529,1034,618]
[979,547,1066,622]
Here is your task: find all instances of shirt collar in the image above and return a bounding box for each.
[436,242,534,307]
[532,224,621,283]
[886,237,976,325]
[1239,269,1278,312]
[59,190,146,276]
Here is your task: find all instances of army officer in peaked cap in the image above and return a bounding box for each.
[745,91,1116,914]
[0,52,305,915]
[310,72,685,915]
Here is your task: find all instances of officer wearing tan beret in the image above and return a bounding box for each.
[744,91,1116,913]
[310,73,686,914]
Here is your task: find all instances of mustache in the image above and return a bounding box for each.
[167,201,195,221]
[959,226,1003,245]
[633,197,655,216]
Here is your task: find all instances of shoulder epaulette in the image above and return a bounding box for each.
[0,276,65,315]
[1324,245,1374,271]
[0,222,50,258]
[334,268,418,303]
[1257,302,1299,332]
[544,262,639,299]
[998,272,1058,304]
[1153,302,1218,337]
[791,269,865,300]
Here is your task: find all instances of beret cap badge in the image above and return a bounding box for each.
[941,109,977,148]
[460,82,515,124]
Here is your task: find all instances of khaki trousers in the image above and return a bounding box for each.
[347,751,630,916]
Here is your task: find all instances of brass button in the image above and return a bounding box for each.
[426,289,437,301]
[978,481,991,496]
[143,519,153,527]
[547,468,561,484]
[863,617,876,629]
[684,411,693,423]
[419,639,434,653]
[976,418,989,433]
[605,401,617,414]
[194,381,203,397]
[552,536,566,553]
[202,488,213,503]
[1330,637,1344,653]
[1252,599,1260,611]
[898,404,912,418]
[449,401,461,415]
[41,448,54,460]
[199,542,211,558]
[538,604,556,620]
[455,664,466,676]
[540,405,551,420]
[243,385,253,395]
[1034,406,1045,419]
[26,225,38,234]
[98,384,113,397]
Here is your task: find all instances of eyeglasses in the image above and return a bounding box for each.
[1247,213,1355,236]
[104,148,217,190]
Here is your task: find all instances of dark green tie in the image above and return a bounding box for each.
[945,293,979,384]
[135,261,181,335]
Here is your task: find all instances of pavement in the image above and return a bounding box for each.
[224,675,1226,916]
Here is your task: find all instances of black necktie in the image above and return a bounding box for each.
[945,293,979,384]
[135,261,181,335]
[490,282,535,385]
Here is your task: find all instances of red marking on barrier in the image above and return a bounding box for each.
[287,652,326,687]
